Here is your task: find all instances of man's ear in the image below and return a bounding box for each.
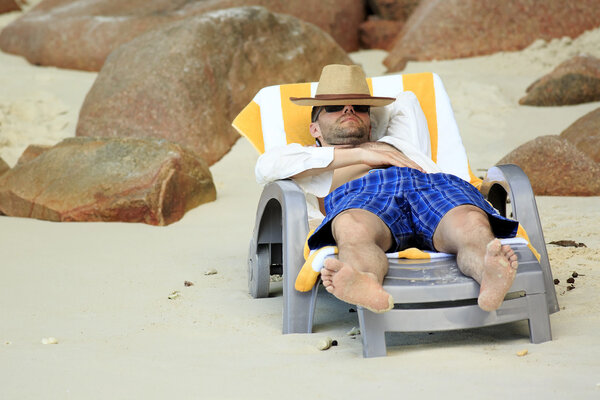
[309,122,321,139]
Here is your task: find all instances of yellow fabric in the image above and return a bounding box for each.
[516,224,540,261]
[303,229,316,260]
[401,73,438,163]
[394,247,432,259]
[295,265,321,292]
[232,101,264,153]
[295,245,338,292]
[468,164,483,189]
[366,77,374,96]
[280,83,314,146]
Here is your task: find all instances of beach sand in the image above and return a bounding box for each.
[1,5,599,399]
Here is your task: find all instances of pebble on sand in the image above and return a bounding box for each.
[516,349,528,357]
[346,327,360,336]
[41,337,58,345]
[318,337,333,351]
[204,269,218,275]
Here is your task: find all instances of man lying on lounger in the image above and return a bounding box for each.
[255,64,519,313]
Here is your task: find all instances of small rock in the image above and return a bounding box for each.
[567,285,575,291]
[331,340,338,346]
[572,272,579,278]
[567,277,575,284]
[549,240,587,248]
[168,290,181,299]
[346,327,360,336]
[516,349,528,357]
[318,337,333,351]
[41,337,58,345]
[204,269,218,276]
[553,279,560,285]
[184,281,194,287]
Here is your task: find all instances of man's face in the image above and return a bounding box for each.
[311,105,371,146]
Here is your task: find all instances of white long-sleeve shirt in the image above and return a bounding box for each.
[254,91,442,221]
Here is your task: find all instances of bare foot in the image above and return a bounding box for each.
[321,258,394,313]
[477,239,519,312]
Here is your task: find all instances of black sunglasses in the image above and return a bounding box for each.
[312,104,370,122]
[323,105,370,113]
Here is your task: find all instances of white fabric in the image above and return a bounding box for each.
[430,74,471,181]
[256,86,287,150]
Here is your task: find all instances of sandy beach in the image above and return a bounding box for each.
[1,4,599,399]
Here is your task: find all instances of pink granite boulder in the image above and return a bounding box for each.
[0,137,216,225]
[367,0,422,21]
[497,135,600,196]
[0,0,20,14]
[359,18,403,50]
[385,0,600,71]
[519,55,600,106]
[15,144,53,166]
[0,157,9,176]
[0,0,363,71]
[560,107,600,163]
[76,7,352,166]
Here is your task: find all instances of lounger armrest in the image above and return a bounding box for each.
[250,179,312,333]
[253,179,309,250]
[480,164,559,314]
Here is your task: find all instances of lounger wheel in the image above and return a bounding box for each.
[248,243,270,298]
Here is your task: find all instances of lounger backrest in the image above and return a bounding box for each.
[232,72,481,186]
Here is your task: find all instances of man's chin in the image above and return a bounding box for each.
[329,137,369,146]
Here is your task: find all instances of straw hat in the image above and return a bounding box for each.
[289,64,395,107]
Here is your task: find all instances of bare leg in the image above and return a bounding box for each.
[433,205,519,312]
[320,209,394,313]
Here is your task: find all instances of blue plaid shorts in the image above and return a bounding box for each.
[308,167,518,252]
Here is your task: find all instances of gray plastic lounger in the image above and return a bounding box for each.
[233,73,559,357]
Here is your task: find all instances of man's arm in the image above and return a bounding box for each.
[371,91,441,173]
[293,145,424,179]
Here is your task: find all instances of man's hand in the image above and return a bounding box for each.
[357,142,425,172]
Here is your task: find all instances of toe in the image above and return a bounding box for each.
[487,238,502,253]
[323,258,343,272]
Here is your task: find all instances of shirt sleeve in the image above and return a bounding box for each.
[254,143,334,197]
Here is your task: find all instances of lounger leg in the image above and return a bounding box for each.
[526,293,552,344]
[282,273,315,334]
[358,308,388,358]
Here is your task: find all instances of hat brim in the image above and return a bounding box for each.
[290,96,395,107]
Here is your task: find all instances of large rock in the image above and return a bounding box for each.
[76,7,352,166]
[497,135,600,196]
[0,137,216,225]
[359,18,403,50]
[15,144,53,166]
[385,0,600,71]
[560,107,600,163]
[367,0,421,21]
[0,0,363,71]
[519,55,600,106]
[0,157,9,176]
[0,0,20,14]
